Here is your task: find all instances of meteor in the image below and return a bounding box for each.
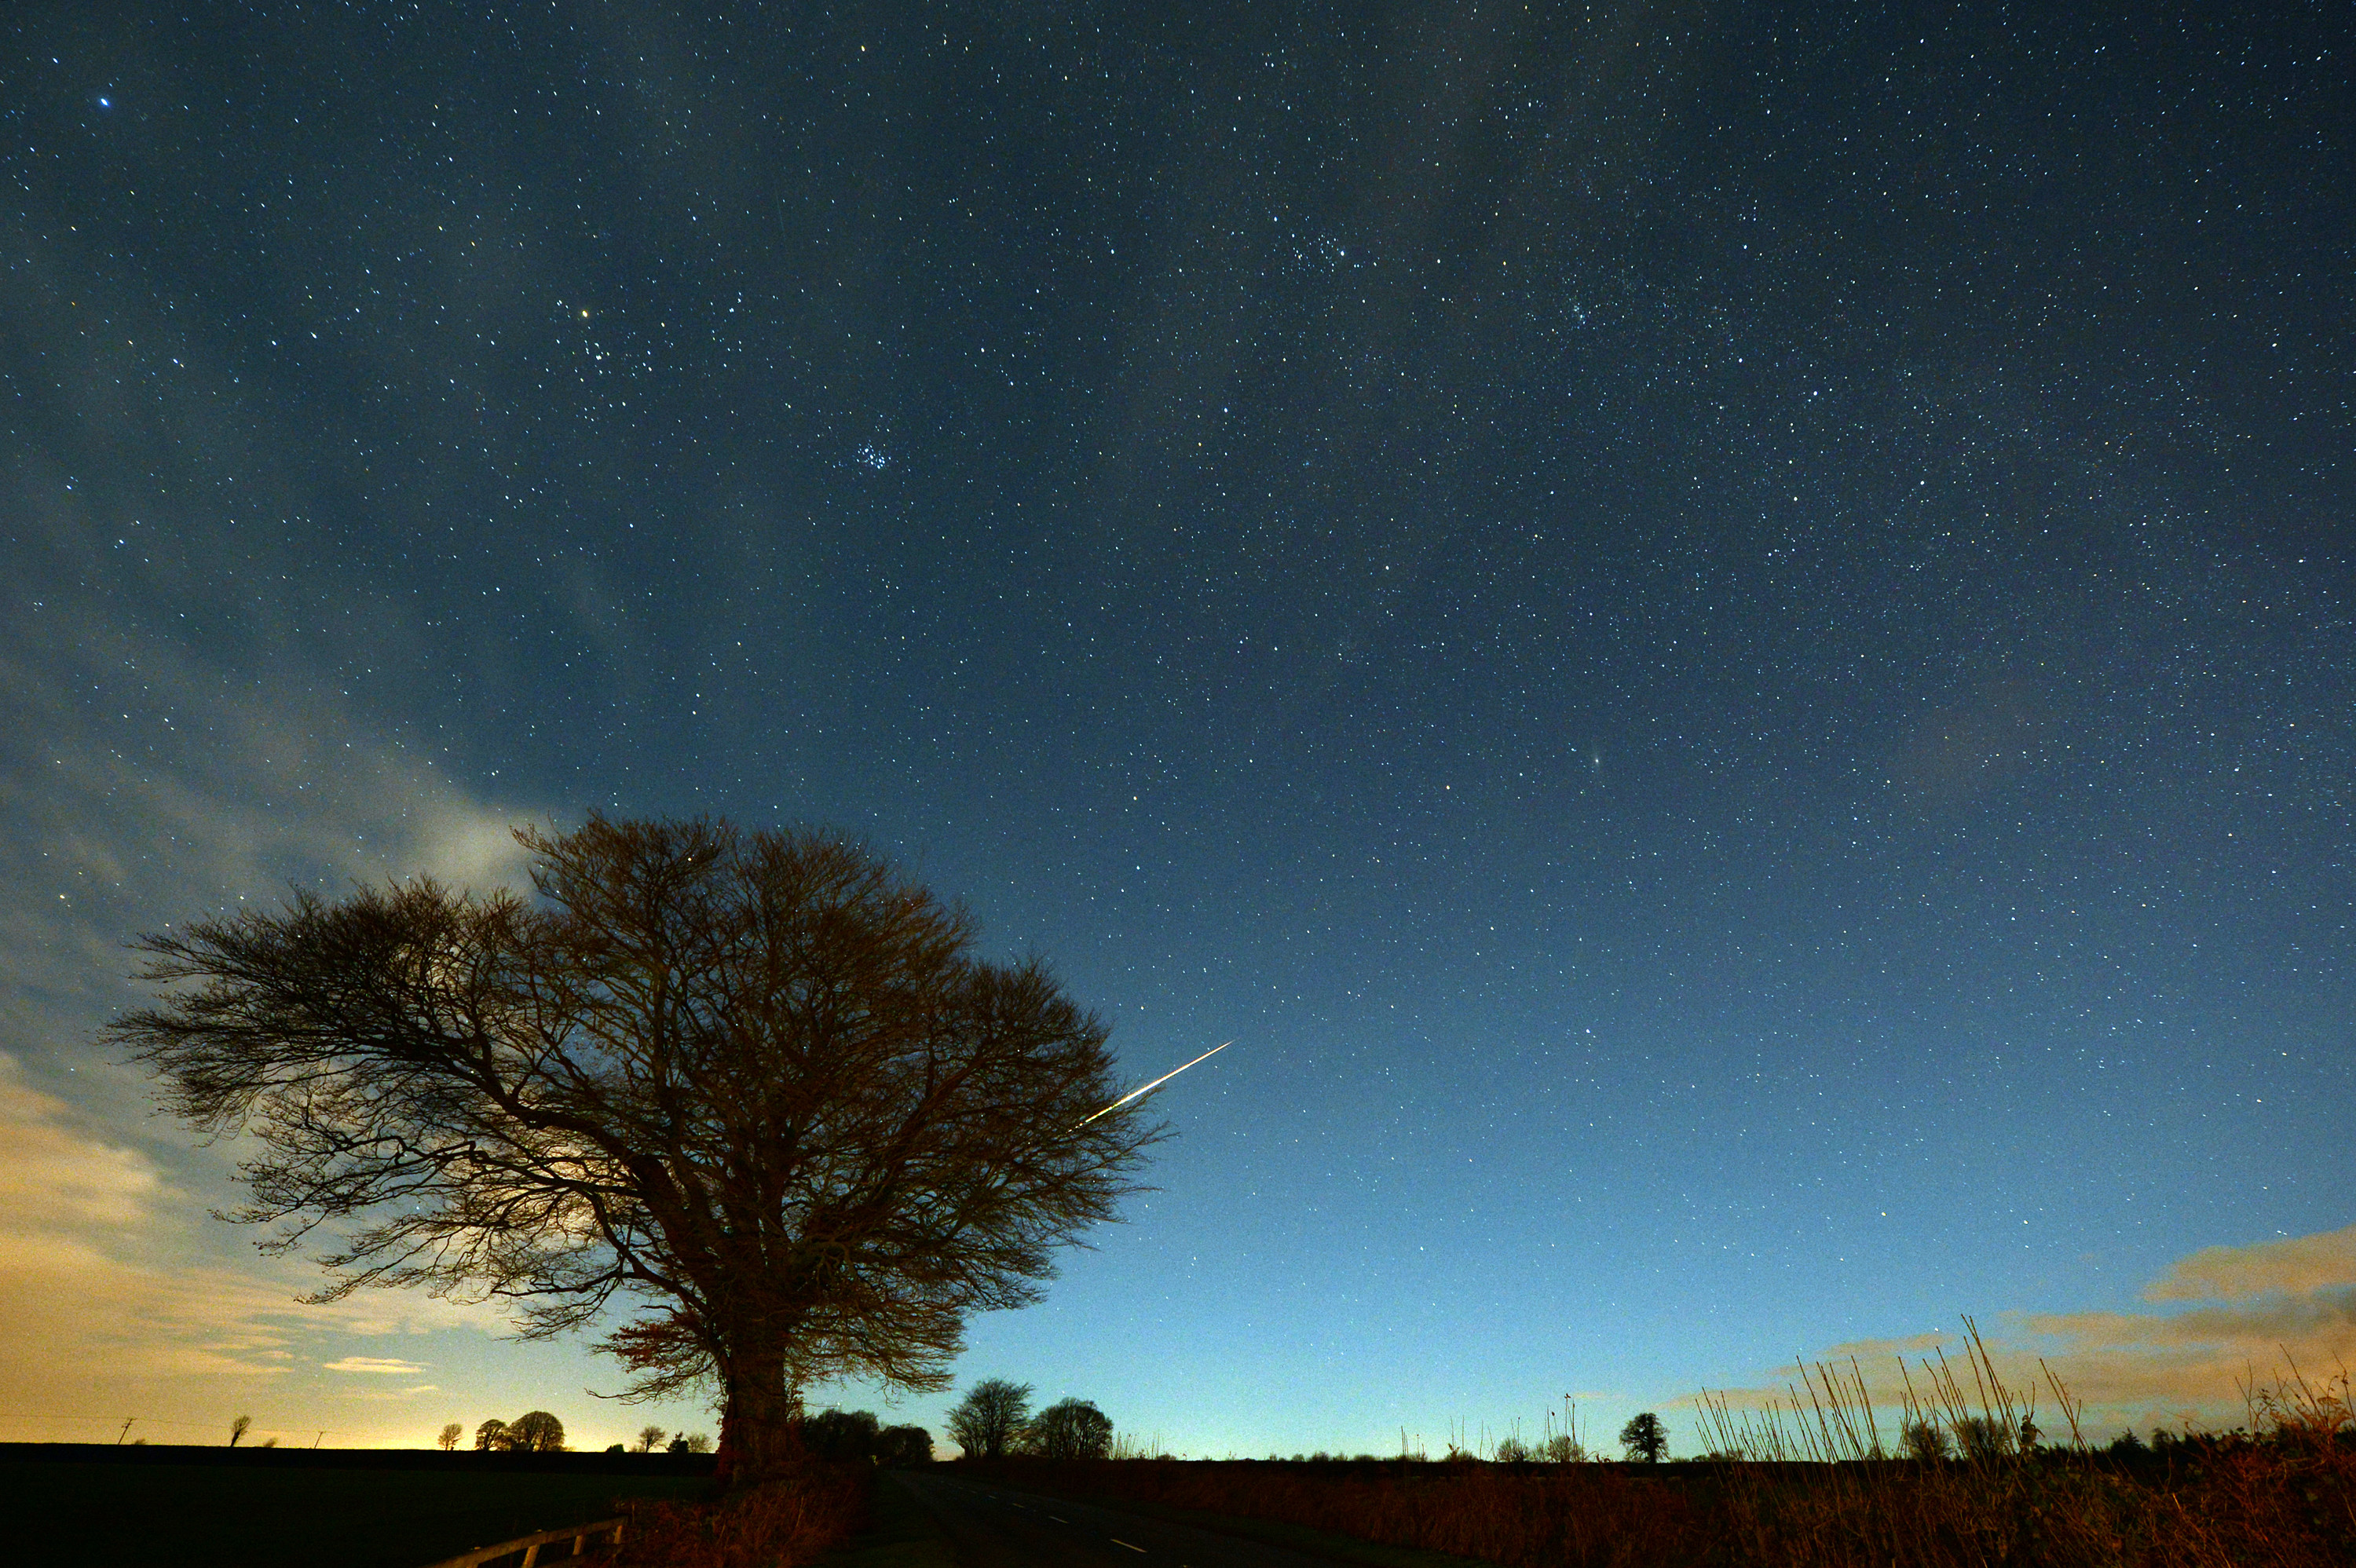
[1076,1040,1232,1127]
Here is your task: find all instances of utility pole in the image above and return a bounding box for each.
[312,1431,326,1449]
[116,1417,135,1446]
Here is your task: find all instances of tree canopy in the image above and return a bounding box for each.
[114,816,1162,1482]
[946,1378,1033,1460]
[503,1411,566,1453]
[1619,1412,1667,1464]
[1027,1397,1114,1460]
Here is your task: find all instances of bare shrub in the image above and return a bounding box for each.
[610,1466,866,1568]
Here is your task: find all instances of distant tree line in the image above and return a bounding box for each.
[430,1414,713,1453]
[799,1409,935,1467]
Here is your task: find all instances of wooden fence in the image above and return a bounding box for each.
[418,1515,622,1568]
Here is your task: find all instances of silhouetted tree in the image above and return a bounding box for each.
[1026,1398,1114,1460]
[1619,1413,1667,1463]
[803,1408,882,1462]
[229,1415,251,1447]
[876,1424,933,1467]
[504,1410,565,1452]
[437,1423,463,1451]
[1903,1420,1952,1462]
[668,1432,713,1454]
[635,1424,667,1453]
[113,817,1162,1486]
[948,1379,1033,1459]
[1954,1415,2010,1460]
[474,1419,508,1452]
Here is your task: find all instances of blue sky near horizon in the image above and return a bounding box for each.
[2,2,2351,1457]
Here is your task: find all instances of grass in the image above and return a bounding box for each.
[3,1459,711,1568]
[966,1334,2356,1567]
[606,1460,869,1568]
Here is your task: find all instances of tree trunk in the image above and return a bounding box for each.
[719,1345,803,1486]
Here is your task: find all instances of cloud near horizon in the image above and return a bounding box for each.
[1691,1224,2356,1435]
[2142,1226,2356,1303]
[0,1054,504,1438]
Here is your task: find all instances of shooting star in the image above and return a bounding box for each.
[1076,1040,1233,1127]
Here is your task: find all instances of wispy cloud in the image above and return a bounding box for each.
[0,492,546,1439]
[322,1357,431,1376]
[2142,1226,2356,1303]
[0,1054,501,1435]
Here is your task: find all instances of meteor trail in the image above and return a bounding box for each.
[1077,1040,1232,1127]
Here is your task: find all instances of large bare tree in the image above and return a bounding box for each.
[114,816,1161,1482]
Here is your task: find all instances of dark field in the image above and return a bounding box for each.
[4,1449,714,1568]
[964,1444,2356,1568]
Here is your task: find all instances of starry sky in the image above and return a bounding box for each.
[3,2,2351,1457]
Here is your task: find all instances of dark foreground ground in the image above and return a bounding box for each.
[2,1446,714,1568]
[827,1471,1493,1568]
[4,1447,1498,1568]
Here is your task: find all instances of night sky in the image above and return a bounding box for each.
[4,3,2351,1457]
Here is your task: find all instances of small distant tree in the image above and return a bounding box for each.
[669,1432,713,1454]
[876,1425,933,1467]
[1027,1398,1113,1460]
[229,1415,252,1447]
[1903,1420,1952,1462]
[1540,1434,1586,1464]
[474,1419,508,1452]
[635,1424,667,1453]
[1954,1415,2010,1460]
[948,1379,1033,1460]
[1619,1413,1667,1464]
[2018,1415,2040,1451]
[2105,1429,2149,1458]
[1492,1435,1532,1464]
[437,1423,463,1451]
[803,1409,882,1463]
[504,1411,565,1452]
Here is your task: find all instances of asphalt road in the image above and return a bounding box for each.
[890,1471,1364,1568]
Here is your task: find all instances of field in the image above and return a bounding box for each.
[2,1448,714,1568]
[969,1444,2354,1568]
[966,1349,2356,1568]
[16,1344,2354,1568]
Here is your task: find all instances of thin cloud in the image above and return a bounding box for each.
[1822,1332,1953,1360]
[1690,1224,2356,1434]
[2143,1226,2356,1303]
[321,1357,430,1376]
[0,1054,503,1429]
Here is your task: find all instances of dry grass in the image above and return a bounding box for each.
[974,1333,2354,1567]
[604,1463,869,1568]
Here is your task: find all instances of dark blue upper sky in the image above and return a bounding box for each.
[3,1,2349,1453]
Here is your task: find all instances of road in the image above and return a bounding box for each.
[888,1471,1366,1568]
